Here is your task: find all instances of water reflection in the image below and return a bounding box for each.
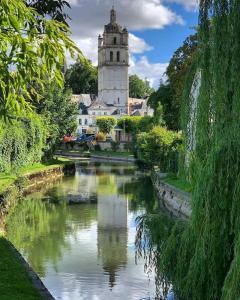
[97,176,128,288]
[6,161,170,300]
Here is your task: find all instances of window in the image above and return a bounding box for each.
[110,51,113,62]
[117,51,120,62]
[85,119,88,125]
[104,112,107,115]
[113,37,117,45]
[118,97,120,104]
[79,119,82,125]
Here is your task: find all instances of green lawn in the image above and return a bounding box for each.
[91,151,134,158]
[0,158,72,194]
[0,236,43,300]
[163,176,192,193]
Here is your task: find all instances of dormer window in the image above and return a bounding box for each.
[113,37,117,45]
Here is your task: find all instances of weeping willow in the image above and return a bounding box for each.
[137,1,240,299]
[162,0,240,299]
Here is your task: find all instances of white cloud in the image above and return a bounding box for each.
[72,37,98,65]
[66,0,184,39]
[129,34,153,54]
[130,56,168,89]
[64,1,182,87]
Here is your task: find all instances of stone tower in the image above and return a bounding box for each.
[98,7,129,114]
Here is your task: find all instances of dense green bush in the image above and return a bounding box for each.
[0,115,46,173]
[137,126,182,172]
[35,85,78,159]
[96,117,117,134]
[117,116,154,134]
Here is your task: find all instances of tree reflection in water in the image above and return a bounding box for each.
[135,212,185,300]
[6,195,97,277]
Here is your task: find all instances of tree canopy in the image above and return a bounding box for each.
[96,117,117,135]
[34,85,78,159]
[27,0,70,25]
[129,75,154,99]
[65,59,98,95]
[0,0,79,120]
[150,2,240,300]
[137,126,182,172]
[148,33,198,130]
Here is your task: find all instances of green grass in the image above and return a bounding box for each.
[0,175,16,194]
[92,150,134,158]
[0,236,43,300]
[0,157,72,194]
[163,176,192,193]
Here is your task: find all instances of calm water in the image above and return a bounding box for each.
[6,161,173,300]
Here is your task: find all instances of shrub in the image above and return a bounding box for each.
[117,116,155,134]
[96,117,117,134]
[137,126,182,172]
[117,116,141,134]
[0,115,46,173]
[111,141,120,152]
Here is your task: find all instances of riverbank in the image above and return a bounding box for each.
[91,151,136,162]
[56,149,136,163]
[152,172,192,219]
[0,158,74,195]
[0,158,75,300]
[0,236,44,300]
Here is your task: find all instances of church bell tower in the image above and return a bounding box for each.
[98,7,129,114]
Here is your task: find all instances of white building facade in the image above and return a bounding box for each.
[98,7,129,114]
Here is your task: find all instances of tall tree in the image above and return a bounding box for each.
[27,0,70,25]
[150,2,240,300]
[35,85,78,158]
[166,33,198,102]
[148,33,198,130]
[0,0,79,120]
[148,83,175,129]
[129,74,154,99]
[65,59,98,94]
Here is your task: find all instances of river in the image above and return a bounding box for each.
[5,161,174,300]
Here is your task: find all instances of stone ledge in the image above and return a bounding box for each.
[152,173,192,219]
[91,155,136,163]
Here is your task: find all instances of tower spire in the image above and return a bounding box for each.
[110,5,116,24]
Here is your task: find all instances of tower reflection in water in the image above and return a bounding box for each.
[97,172,129,288]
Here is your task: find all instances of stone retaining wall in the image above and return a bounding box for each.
[152,172,192,219]
[0,163,75,223]
[91,155,136,163]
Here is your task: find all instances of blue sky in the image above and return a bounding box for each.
[67,0,199,88]
[132,4,198,63]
